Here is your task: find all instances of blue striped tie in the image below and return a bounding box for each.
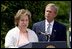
[46,23,51,42]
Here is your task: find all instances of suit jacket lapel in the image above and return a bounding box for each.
[50,21,57,41]
[40,20,45,33]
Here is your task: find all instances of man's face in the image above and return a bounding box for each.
[45,6,57,22]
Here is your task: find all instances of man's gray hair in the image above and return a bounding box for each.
[46,3,58,14]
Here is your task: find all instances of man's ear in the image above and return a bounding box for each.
[45,16,47,19]
[54,13,57,17]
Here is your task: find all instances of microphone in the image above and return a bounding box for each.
[40,31,51,42]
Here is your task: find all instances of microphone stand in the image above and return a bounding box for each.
[41,32,51,42]
[46,34,50,42]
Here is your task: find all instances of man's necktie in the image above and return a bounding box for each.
[46,23,51,42]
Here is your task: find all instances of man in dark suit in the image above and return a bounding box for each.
[32,3,66,41]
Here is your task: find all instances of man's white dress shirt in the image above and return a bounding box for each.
[45,19,54,35]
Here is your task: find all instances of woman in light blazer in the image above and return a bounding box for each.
[5,9,38,48]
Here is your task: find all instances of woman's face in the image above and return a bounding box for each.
[18,14,29,29]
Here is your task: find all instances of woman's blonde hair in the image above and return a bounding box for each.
[14,9,31,26]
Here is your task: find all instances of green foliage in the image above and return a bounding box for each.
[1,1,71,48]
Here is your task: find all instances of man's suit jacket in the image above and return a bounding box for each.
[32,20,66,41]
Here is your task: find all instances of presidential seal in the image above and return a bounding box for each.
[46,45,56,48]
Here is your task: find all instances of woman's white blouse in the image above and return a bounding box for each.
[5,27,38,48]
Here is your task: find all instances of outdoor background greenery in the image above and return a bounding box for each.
[1,1,71,48]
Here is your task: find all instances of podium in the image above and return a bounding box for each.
[19,41,66,48]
